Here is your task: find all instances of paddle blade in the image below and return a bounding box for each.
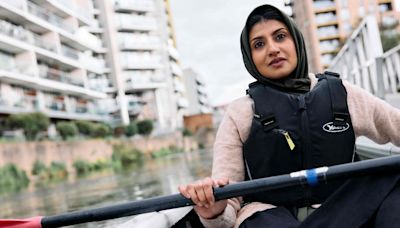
[0,216,42,228]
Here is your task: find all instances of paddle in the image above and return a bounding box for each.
[3,155,400,228]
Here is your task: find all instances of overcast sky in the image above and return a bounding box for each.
[170,1,285,106]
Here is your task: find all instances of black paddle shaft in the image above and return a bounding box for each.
[41,155,400,228]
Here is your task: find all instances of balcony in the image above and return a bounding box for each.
[318,26,339,39]
[171,62,183,76]
[0,0,26,10]
[27,1,74,34]
[315,12,338,27]
[38,64,84,87]
[51,0,94,23]
[168,45,180,60]
[114,0,155,12]
[0,19,31,43]
[80,55,107,72]
[116,14,157,31]
[313,1,336,13]
[61,44,80,60]
[88,77,112,92]
[118,36,161,50]
[120,53,161,69]
[32,33,57,52]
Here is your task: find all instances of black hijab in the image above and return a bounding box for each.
[241,4,310,93]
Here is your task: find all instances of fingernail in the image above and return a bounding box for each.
[205,204,209,208]
[198,203,203,207]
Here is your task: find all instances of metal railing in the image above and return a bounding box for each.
[356,137,400,160]
[328,15,400,98]
[27,1,74,34]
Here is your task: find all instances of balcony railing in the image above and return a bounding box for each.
[328,16,400,98]
[114,0,155,12]
[27,1,74,33]
[0,19,30,42]
[0,0,25,10]
[61,44,79,60]
[52,0,93,22]
[313,1,336,11]
[38,65,84,87]
[32,33,57,52]
[116,15,157,31]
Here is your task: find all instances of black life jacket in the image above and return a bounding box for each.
[243,72,356,207]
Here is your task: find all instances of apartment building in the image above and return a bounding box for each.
[0,0,186,134]
[95,0,187,132]
[182,68,211,115]
[285,0,400,72]
[0,0,110,126]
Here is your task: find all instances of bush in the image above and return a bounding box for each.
[73,160,92,175]
[32,160,47,175]
[125,123,138,137]
[0,163,29,194]
[182,128,193,136]
[7,112,49,140]
[91,123,111,138]
[74,120,95,136]
[56,122,78,140]
[48,161,68,179]
[112,144,143,167]
[137,120,153,136]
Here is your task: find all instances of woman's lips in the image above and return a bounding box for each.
[269,58,286,67]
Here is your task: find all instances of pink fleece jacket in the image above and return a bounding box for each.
[200,74,400,228]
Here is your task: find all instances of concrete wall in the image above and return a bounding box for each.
[0,132,200,176]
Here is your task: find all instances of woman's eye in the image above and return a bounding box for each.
[254,41,264,49]
[276,33,286,41]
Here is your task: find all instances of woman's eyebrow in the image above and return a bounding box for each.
[271,28,286,36]
[250,27,288,42]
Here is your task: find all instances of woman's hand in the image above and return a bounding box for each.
[178,177,229,219]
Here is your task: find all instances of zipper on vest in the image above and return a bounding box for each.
[274,129,295,151]
[299,96,310,168]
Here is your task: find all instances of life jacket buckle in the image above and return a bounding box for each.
[261,115,278,131]
[333,112,349,126]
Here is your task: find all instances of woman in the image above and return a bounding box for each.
[179,4,400,228]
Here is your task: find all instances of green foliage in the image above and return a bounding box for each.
[74,120,95,136]
[48,161,68,179]
[7,112,50,140]
[182,128,193,136]
[381,33,400,52]
[137,120,153,136]
[73,160,92,175]
[91,123,111,138]
[32,160,47,175]
[73,159,110,176]
[380,22,400,52]
[125,123,138,137]
[112,144,143,167]
[151,145,183,158]
[0,163,29,195]
[56,122,78,140]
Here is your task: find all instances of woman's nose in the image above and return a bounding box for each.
[268,42,280,56]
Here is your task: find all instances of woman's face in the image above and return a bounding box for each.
[249,19,298,80]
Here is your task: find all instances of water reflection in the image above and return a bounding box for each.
[0,149,213,227]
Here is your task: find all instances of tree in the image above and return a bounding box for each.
[56,122,78,140]
[7,112,50,140]
[74,120,95,136]
[125,122,138,137]
[379,22,400,52]
[137,120,153,136]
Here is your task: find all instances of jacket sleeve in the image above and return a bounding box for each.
[345,81,400,146]
[199,103,248,227]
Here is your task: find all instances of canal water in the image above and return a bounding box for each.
[0,149,213,227]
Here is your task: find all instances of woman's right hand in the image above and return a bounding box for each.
[178,177,229,219]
